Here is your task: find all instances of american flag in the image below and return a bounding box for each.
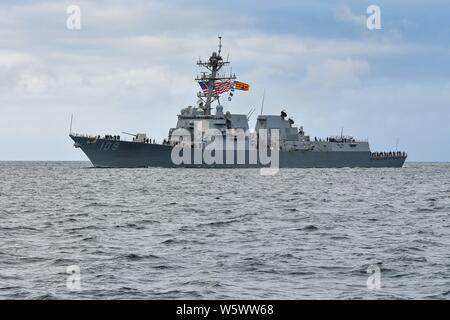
[198,81,234,95]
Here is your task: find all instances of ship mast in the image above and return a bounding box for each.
[195,36,236,115]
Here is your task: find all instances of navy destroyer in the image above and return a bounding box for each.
[70,38,407,168]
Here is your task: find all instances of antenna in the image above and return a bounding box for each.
[195,36,236,115]
[395,137,399,151]
[218,35,222,56]
[260,88,266,115]
[340,127,344,139]
[69,114,73,134]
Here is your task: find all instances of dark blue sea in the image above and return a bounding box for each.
[0,162,449,299]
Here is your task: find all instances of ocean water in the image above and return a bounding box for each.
[0,161,449,299]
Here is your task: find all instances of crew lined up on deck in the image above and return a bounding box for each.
[102,134,156,144]
[371,151,407,158]
[132,137,156,144]
[313,137,357,143]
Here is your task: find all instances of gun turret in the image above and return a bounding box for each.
[122,132,147,143]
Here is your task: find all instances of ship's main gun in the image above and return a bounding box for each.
[122,132,149,143]
[122,131,138,137]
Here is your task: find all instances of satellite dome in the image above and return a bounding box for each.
[216,105,224,117]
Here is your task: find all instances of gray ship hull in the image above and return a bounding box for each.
[70,135,406,168]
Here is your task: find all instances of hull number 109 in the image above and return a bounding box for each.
[99,141,119,151]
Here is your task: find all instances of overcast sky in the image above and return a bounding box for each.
[1,0,449,161]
